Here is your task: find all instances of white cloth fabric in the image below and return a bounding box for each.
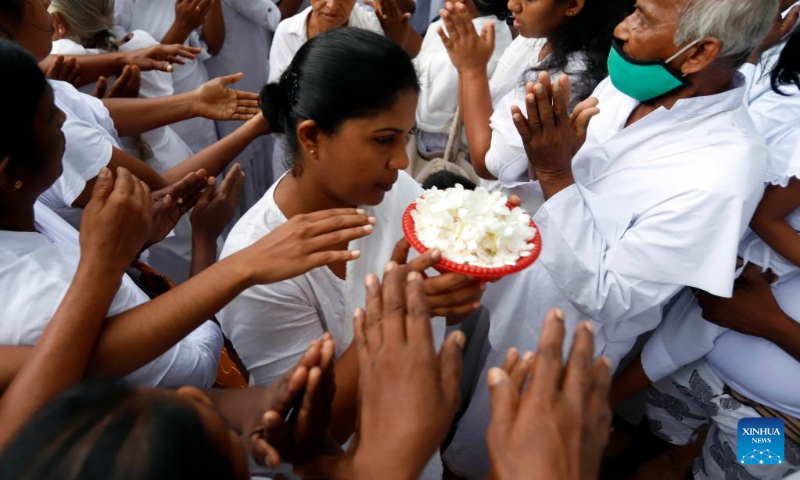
[488,35,540,104]
[0,202,222,388]
[444,75,766,478]
[645,359,800,480]
[39,80,120,228]
[484,38,589,186]
[640,46,800,385]
[267,4,384,83]
[204,0,280,218]
[122,0,219,152]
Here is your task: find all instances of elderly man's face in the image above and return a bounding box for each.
[613,0,685,63]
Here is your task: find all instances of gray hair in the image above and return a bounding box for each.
[49,0,117,52]
[675,0,779,66]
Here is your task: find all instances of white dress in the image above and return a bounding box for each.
[443,74,767,478]
[218,172,445,480]
[0,201,222,388]
[118,0,219,153]
[413,15,512,153]
[204,0,281,219]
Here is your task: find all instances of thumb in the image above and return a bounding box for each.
[91,167,114,204]
[482,22,495,45]
[218,72,244,86]
[390,237,412,264]
[741,263,769,286]
[487,367,518,438]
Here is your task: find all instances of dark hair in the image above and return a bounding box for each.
[0,0,22,38]
[260,28,420,174]
[473,0,510,20]
[422,170,477,190]
[525,0,633,106]
[771,29,800,95]
[0,379,236,480]
[0,39,48,164]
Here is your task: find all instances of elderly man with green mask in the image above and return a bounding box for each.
[441,0,780,478]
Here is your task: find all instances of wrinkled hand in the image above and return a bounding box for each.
[194,73,261,121]
[174,0,213,33]
[147,170,210,248]
[46,55,82,86]
[390,238,485,319]
[487,310,612,480]
[190,164,245,240]
[233,209,375,285]
[106,65,141,98]
[80,167,154,274]
[437,2,495,73]
[698,264,785,340]
[248,335,338,468]
[365,0,411,48]
[297,265,465,479]
[122,44,201,73]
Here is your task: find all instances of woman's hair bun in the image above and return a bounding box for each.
[259,82,289,135]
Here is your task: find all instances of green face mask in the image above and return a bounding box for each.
[607,39,699,102]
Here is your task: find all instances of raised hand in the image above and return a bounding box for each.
[105,65,141,98]
[486,310,612,480]
[190,164,246,241]
[248,334,338,468]
[297,265,466,479]
[122,44,201,73]
[437,1,495,73]
[390,238,485,319]
[147,170,210,248]
[194,73,261,121]
[45,55,82,86]
[511,73,599,198]
[79,167,154,274]
[174,0,213,34]
[366,0,411,48]
[231,209,375,285]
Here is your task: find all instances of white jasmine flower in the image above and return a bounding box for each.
[411,185,537,268]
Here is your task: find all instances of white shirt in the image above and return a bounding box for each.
[122,0,219,152]
[414,16,512,135]
[488,36,540,104]
[267,4,384,83]
[484,39,589,186]
[487,74,766,369]
[0,202,222,388]
[218,171,445,385]
[40,80,120,228]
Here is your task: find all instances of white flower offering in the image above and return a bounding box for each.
[410,185,537,268]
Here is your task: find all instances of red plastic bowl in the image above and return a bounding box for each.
[402,201,542,282]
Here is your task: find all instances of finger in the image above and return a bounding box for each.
[437,26,453,50]
[301,210,372,236]
[440,7,459,42]
[404,248,443,273]
[193,178,215,211]
[510,351,534,394]
[481,21,495,46]
[128,65,141,94]
[439,329,465,408]
[250,435,282,468]
[304,224,375,253]
[236,90,260,102]
[90,166,114,205]
[511,104,532,144]
[430,302,482,317]
[452,3,473,38]
[741,263,769,285]
[502,347,519,374]
[114,167,135,195]
[523,82,542,137]
[569,97,599,125]
[260,412,292,467]
[405,271,434,345]
[93,76,108,98]
[573,107,600,142]
[381,262,408,344]
[364,275,384,355]
[551,76,571,126]
[562,321,595,401]
[528,308,566,402]
[390,237,413,265]
[304,249,363,271]
[139,180,153,220]
[47,55,64,78]
[534,81,555,128]
[427,285,484,314]
[423,272,473,295]
[217,72,244,86]
[487,367,519,438]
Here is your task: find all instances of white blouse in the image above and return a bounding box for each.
[267,3,384,83]
[0,202,222,388]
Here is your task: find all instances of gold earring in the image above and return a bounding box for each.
[14,180,22,189]
[566,11,574,16]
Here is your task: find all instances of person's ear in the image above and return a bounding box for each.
[680,37,723,75]
[50,12,68,40]
[297,119,322,161]
[565,0,585,17]
[0,155,22,192]
[176,386,215,408]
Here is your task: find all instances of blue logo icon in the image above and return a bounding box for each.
[737,418,784,465]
